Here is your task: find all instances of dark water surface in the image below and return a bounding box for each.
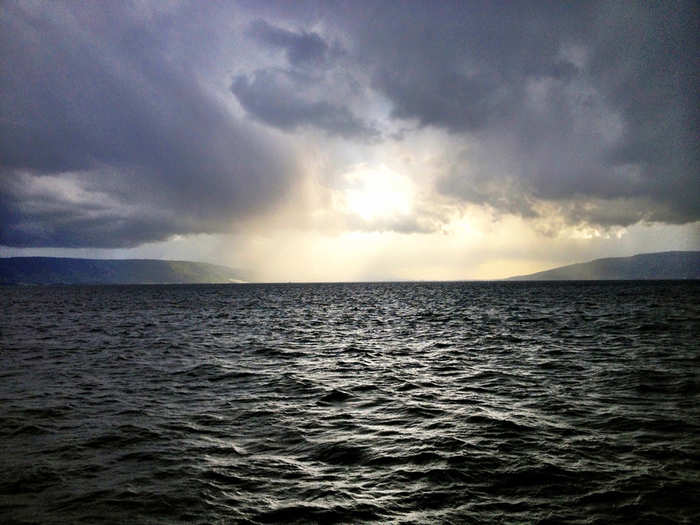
[2,281,699,524]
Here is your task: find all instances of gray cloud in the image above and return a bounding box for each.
[247,19,331,67]
[342,0,699,227]
[232,19,376,138]
[0,2,298,247]
[353,2,587,133]
[231,69,376,138]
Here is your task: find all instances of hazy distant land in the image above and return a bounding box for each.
[508,251,700,280]
[1,251,698,284]
[0,257,245,285]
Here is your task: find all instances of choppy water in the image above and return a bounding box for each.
[1,281,699,524]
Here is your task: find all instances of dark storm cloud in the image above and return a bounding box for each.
[360,2,588,132]
[231,69,376,138]
[342,0,699,226]
[247,19,330,67]
[0,2,297,247]
[233,19,375,138]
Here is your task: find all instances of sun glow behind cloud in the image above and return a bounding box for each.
[341,165,413,222]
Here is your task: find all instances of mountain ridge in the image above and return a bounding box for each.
[0,257,246,284]
[507,251,700,280]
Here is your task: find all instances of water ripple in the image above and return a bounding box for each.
[1,281,699,523]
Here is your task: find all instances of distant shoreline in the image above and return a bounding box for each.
[1,251,698,284]
[506,251,700,281]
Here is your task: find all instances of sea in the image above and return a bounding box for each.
[1,281,699,524]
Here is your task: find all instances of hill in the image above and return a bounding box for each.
[508,251,700,280]
[0,257,246,285]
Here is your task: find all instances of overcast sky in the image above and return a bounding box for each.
[1,1,698,280]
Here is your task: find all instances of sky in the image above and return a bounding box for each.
[1,0,698,281]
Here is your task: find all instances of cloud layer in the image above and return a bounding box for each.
[1,2,297,247]
[1,0,697,248]
[344,1,699,225]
